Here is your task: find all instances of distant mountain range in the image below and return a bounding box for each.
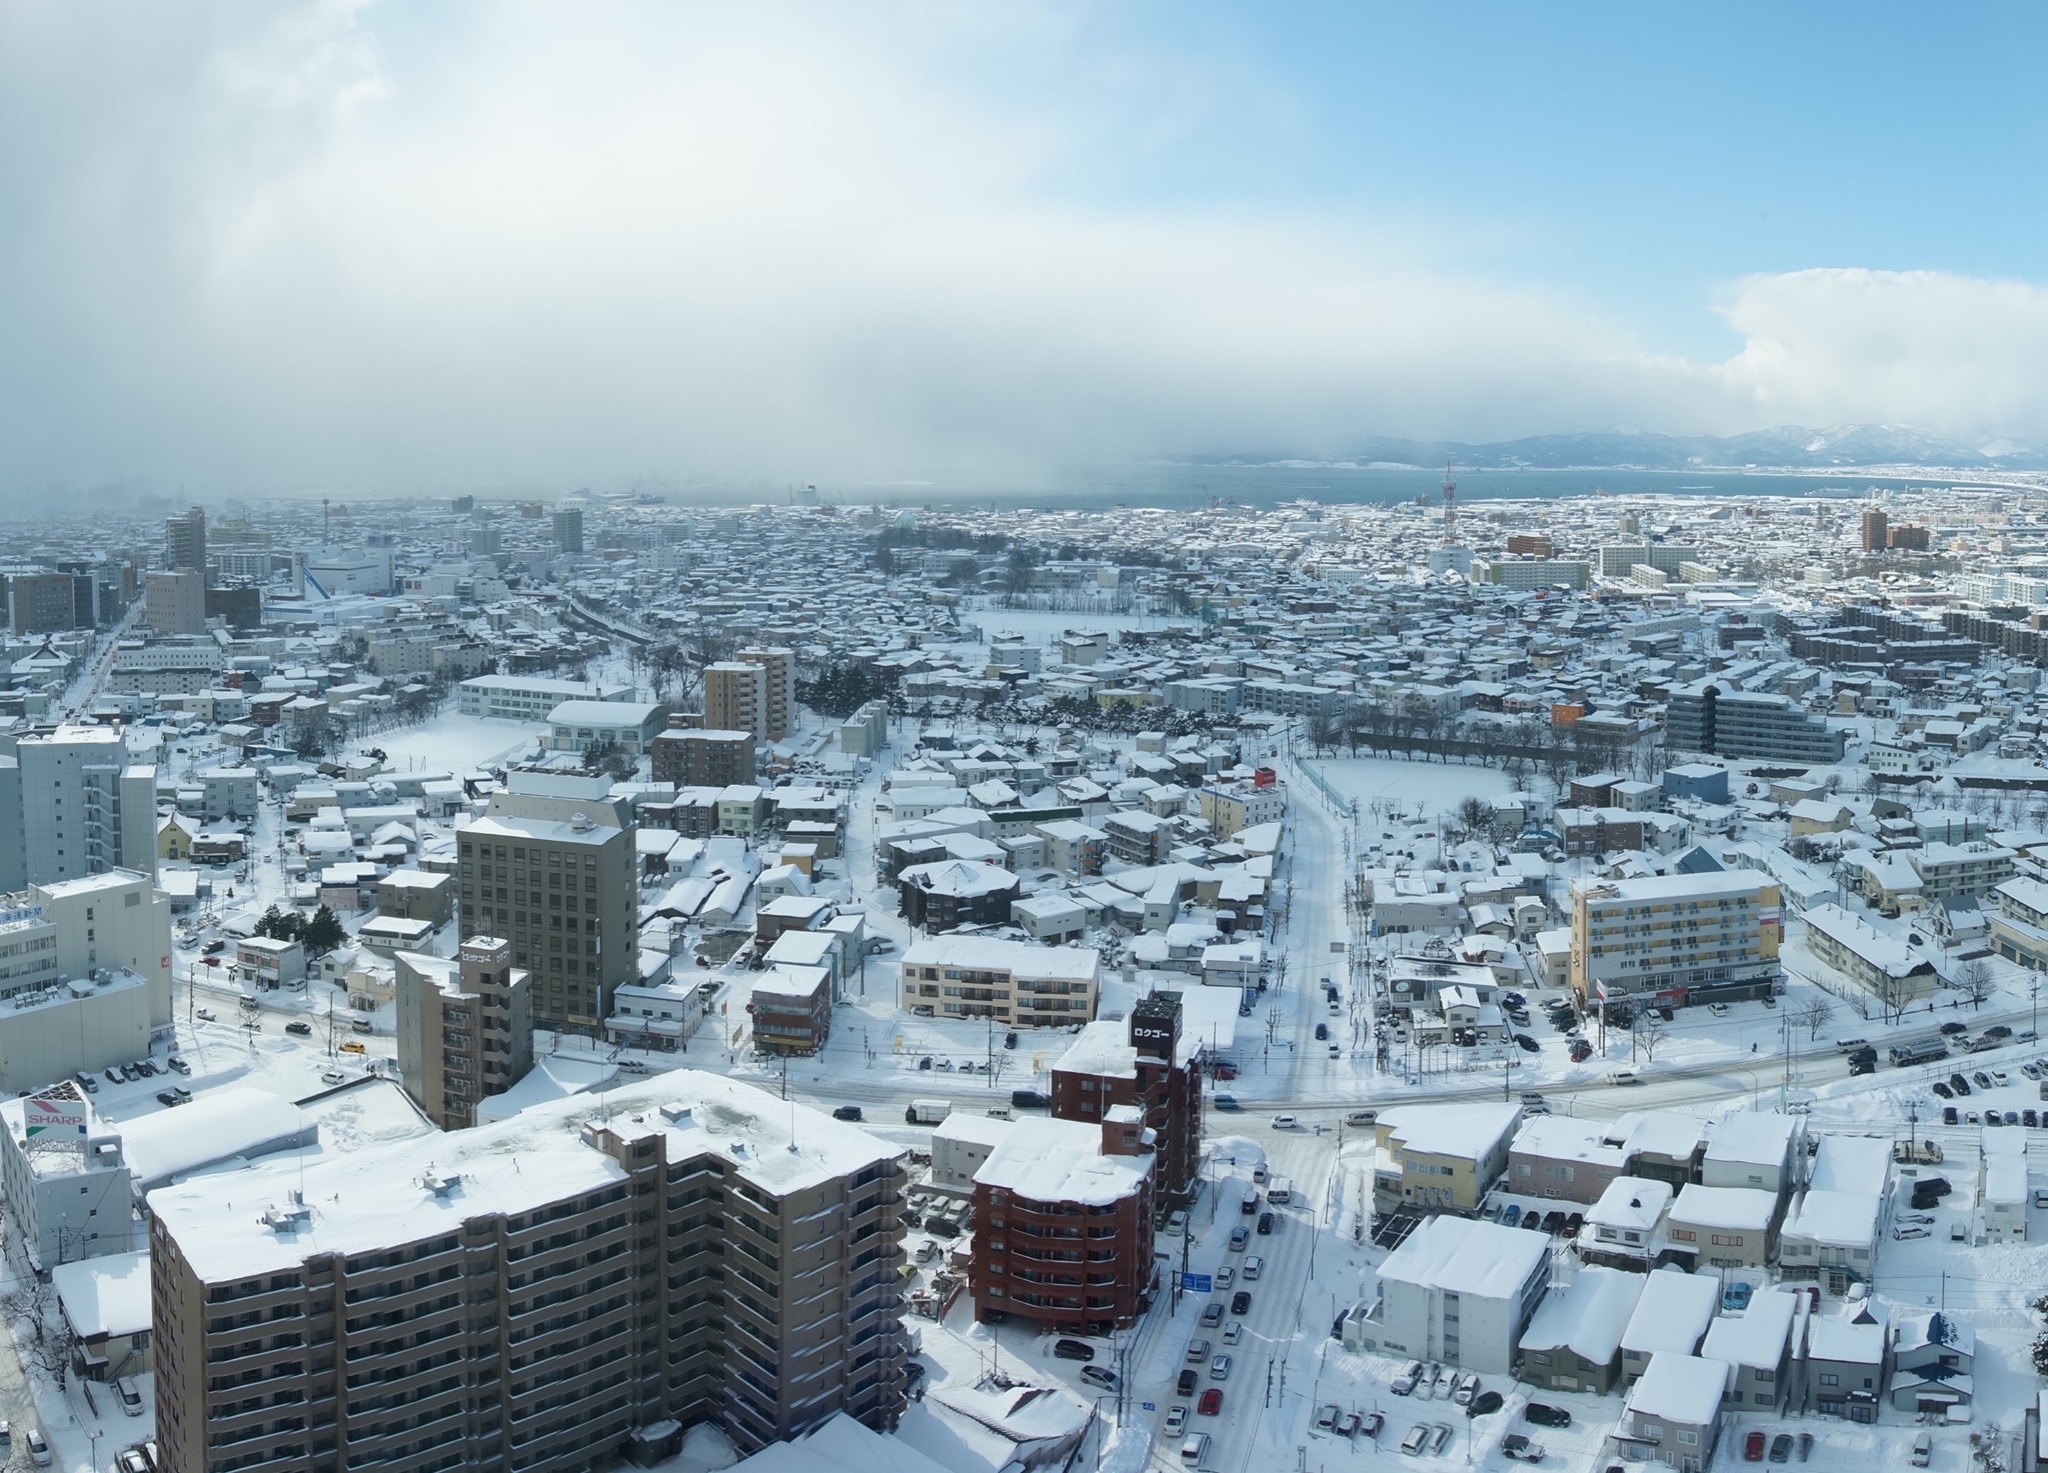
[1211,424,2048,472]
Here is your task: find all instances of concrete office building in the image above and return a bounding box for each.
[553,507,584,554]
[8,572,86,634]
[1860,507,1889,554]
[164,507,207,574]
[737,647,797,742]
[704,660,770,744]
[1665,682,1846,764]
[148,1073,911,1472]
[0,1085,133,1269]
[1571,871,1782,1009]
[456,777,637,1033]
[143,568,207,635]
[395,936,534,1131]
[15,727,157,885]
[650,726,756,789]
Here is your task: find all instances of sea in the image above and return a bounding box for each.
[865,463,2019,513]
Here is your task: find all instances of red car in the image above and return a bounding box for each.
[1743,1430,1767,1462]
[1198,1389,1223,1416]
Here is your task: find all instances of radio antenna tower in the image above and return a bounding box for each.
[1440,462,1457,536]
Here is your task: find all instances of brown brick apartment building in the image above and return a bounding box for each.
[1051,991,1203,1207]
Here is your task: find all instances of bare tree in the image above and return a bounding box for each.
[1456,795,1497,838]
[1794,994,1835,1042]
[1956,958,1996,1012]
[1630,1009,1670,1064]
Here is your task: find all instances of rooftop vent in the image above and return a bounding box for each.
[261,1203,312,1233]
[422,1170,460,1197]
[659,1103,692,1126]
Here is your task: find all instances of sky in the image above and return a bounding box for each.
[4,1,2048,496]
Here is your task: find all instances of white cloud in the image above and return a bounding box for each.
[2,4,2045,494]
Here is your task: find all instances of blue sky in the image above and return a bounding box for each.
[2,2,2045,491]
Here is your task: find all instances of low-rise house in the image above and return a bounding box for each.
[1508,1117,1631,1207]
[1580,1176,1674,1270]
[1801,1303,1886,1421]
[1702,1113,1800,1195]
[1888,1310,1973,1415]
[1700,1288,1799,1414]
[1780,1135,1889,1292]
[748,965,832,1055]
[1664,1185,1778,1270]
[1619,1266,1720,1385]
[1371,1103,1522,1216]
[1516,1264,1643,1394]
[1802,903,1938,1008]
[1620,1351,1730,1473]
[1610,1110,1707,1191]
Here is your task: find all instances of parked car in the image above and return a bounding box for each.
[1390,1361,1422,1396]
[1451,1373,1479,1406]
[1931,1081,1953,1098]
[26,1430,49,1467]
[167,1056,191,1075]
[1745,1430,1768,1462]
[1052,1338,1094,1362]
[1770,1433,1794,1464]
[1468,1390,1504,1417]
[1501,1434,1545,1463]
[1943,1106,1960,1125]
[1525,1403,1572,1428]
[1722,1281,1752,1311]
[1893,1224,1931,1240]
[1316,1405,1340,1431]
[1080,1365,1118,1390]
[1950,1072,1971,1095]
[1400,1425,1428,1455]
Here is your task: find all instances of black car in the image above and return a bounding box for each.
[1010,1090,1051,1109]
[1949,1073,1971,1096]
[1943,1106,1959,1125]
[1848,1059,1874,1077]
[1468,1390,1504,1418]
[1257,1211,1275,1235]
[1525,1403,1572,1428]
[831,1105,863,1122]
[2027,1109,2040,1128]
[1177,1369,1199,1396]
[1515,1034,1539,1053]
[285,1021,313,1037]
[1230,1291,1251,1315]
[1314,1023,1329,1041]
[1931,1082,1953,1098]
[1500,992,1526,1010]
[1052,1338,1095,1362]
[1940,1021,1969,1036]
[1004,1031,1019,1050]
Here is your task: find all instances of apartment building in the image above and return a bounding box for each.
[15,725,158,885]
[1370,1103,1522,1216]
[898,935,1099,1028]
[737,648,797,742]
[969,1111,1156,1334]
[1665,682,1845,764]
[1049,992,1203,1206]
[1570,871,1782,1009]
[455,779,637,1034]
[395,937,534,1131]
[1800,903,1937,1008]
[704,661,769,743]
[649,726,756,789]
[8,572,87,634]
[143,568,207,635]
[148,1072,911,1472]
[1195,778,1284,841]
[546,700,668,758]
[1906,841,2015,902]
[1355,1215,1550,1374]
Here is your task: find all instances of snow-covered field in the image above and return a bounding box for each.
[370,711,545,773]
[1308,754,1522,819]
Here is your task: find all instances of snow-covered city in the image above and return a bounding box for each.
[0,484,2043,1473]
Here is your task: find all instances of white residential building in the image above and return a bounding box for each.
[15,726,157,886]
[1354,1215,1550,1374]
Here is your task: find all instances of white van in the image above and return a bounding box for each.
[1180,1433,1210,1467]
[115,1377,143,1416]
[1910,1431,1931,1467]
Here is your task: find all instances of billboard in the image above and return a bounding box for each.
[24,1096,88,1139]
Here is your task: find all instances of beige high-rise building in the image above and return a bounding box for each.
[455,779,636,1035]
[394,936,533,1130]
[164,506,207,574]
[737,646,796,741]
[143,569,206,635]
[703,660,768,743]
[148,1073,911,1472]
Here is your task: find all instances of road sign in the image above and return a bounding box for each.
[1141,1402,1156,1412]
[1181,1272,1212,1293]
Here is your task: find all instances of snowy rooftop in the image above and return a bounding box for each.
[972,1117,1148,1206]
[121,1086,314,1192]
[1610,1109,1706,1164]
[1588,1175,1673,1234]
[1628,1351,1731,1426]
[50,1248,151,1340]
[1807,1135,1891,1197]
[1621,1266,1721,1355]
[1513,1115,1628,1170]
[1517,1263,1642,1363]
[1670,1184,1777,1232]
[1701,1287,1798,1369]
[1377,1215,1548,1301]
[1806,1308,1885,1365]
[1053,1020,1136,1080]
[931,1113,1015,1150]
[148,1071,902,1282]
[1704,1112,1797,1168]
[1784,1189,1878,1249]
[1379,1101,1522,1162]
[900,935,1098,982]
[1579,869,1765,904]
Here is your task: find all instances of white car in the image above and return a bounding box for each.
[1222,1322,1244,1345]
[1186,1339,1211,1363]
[1164,1405,1189,1435]
[1893,1224,1931,1240]
[1271,1114,1299,1130]
[1215,1266,1235,1287]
